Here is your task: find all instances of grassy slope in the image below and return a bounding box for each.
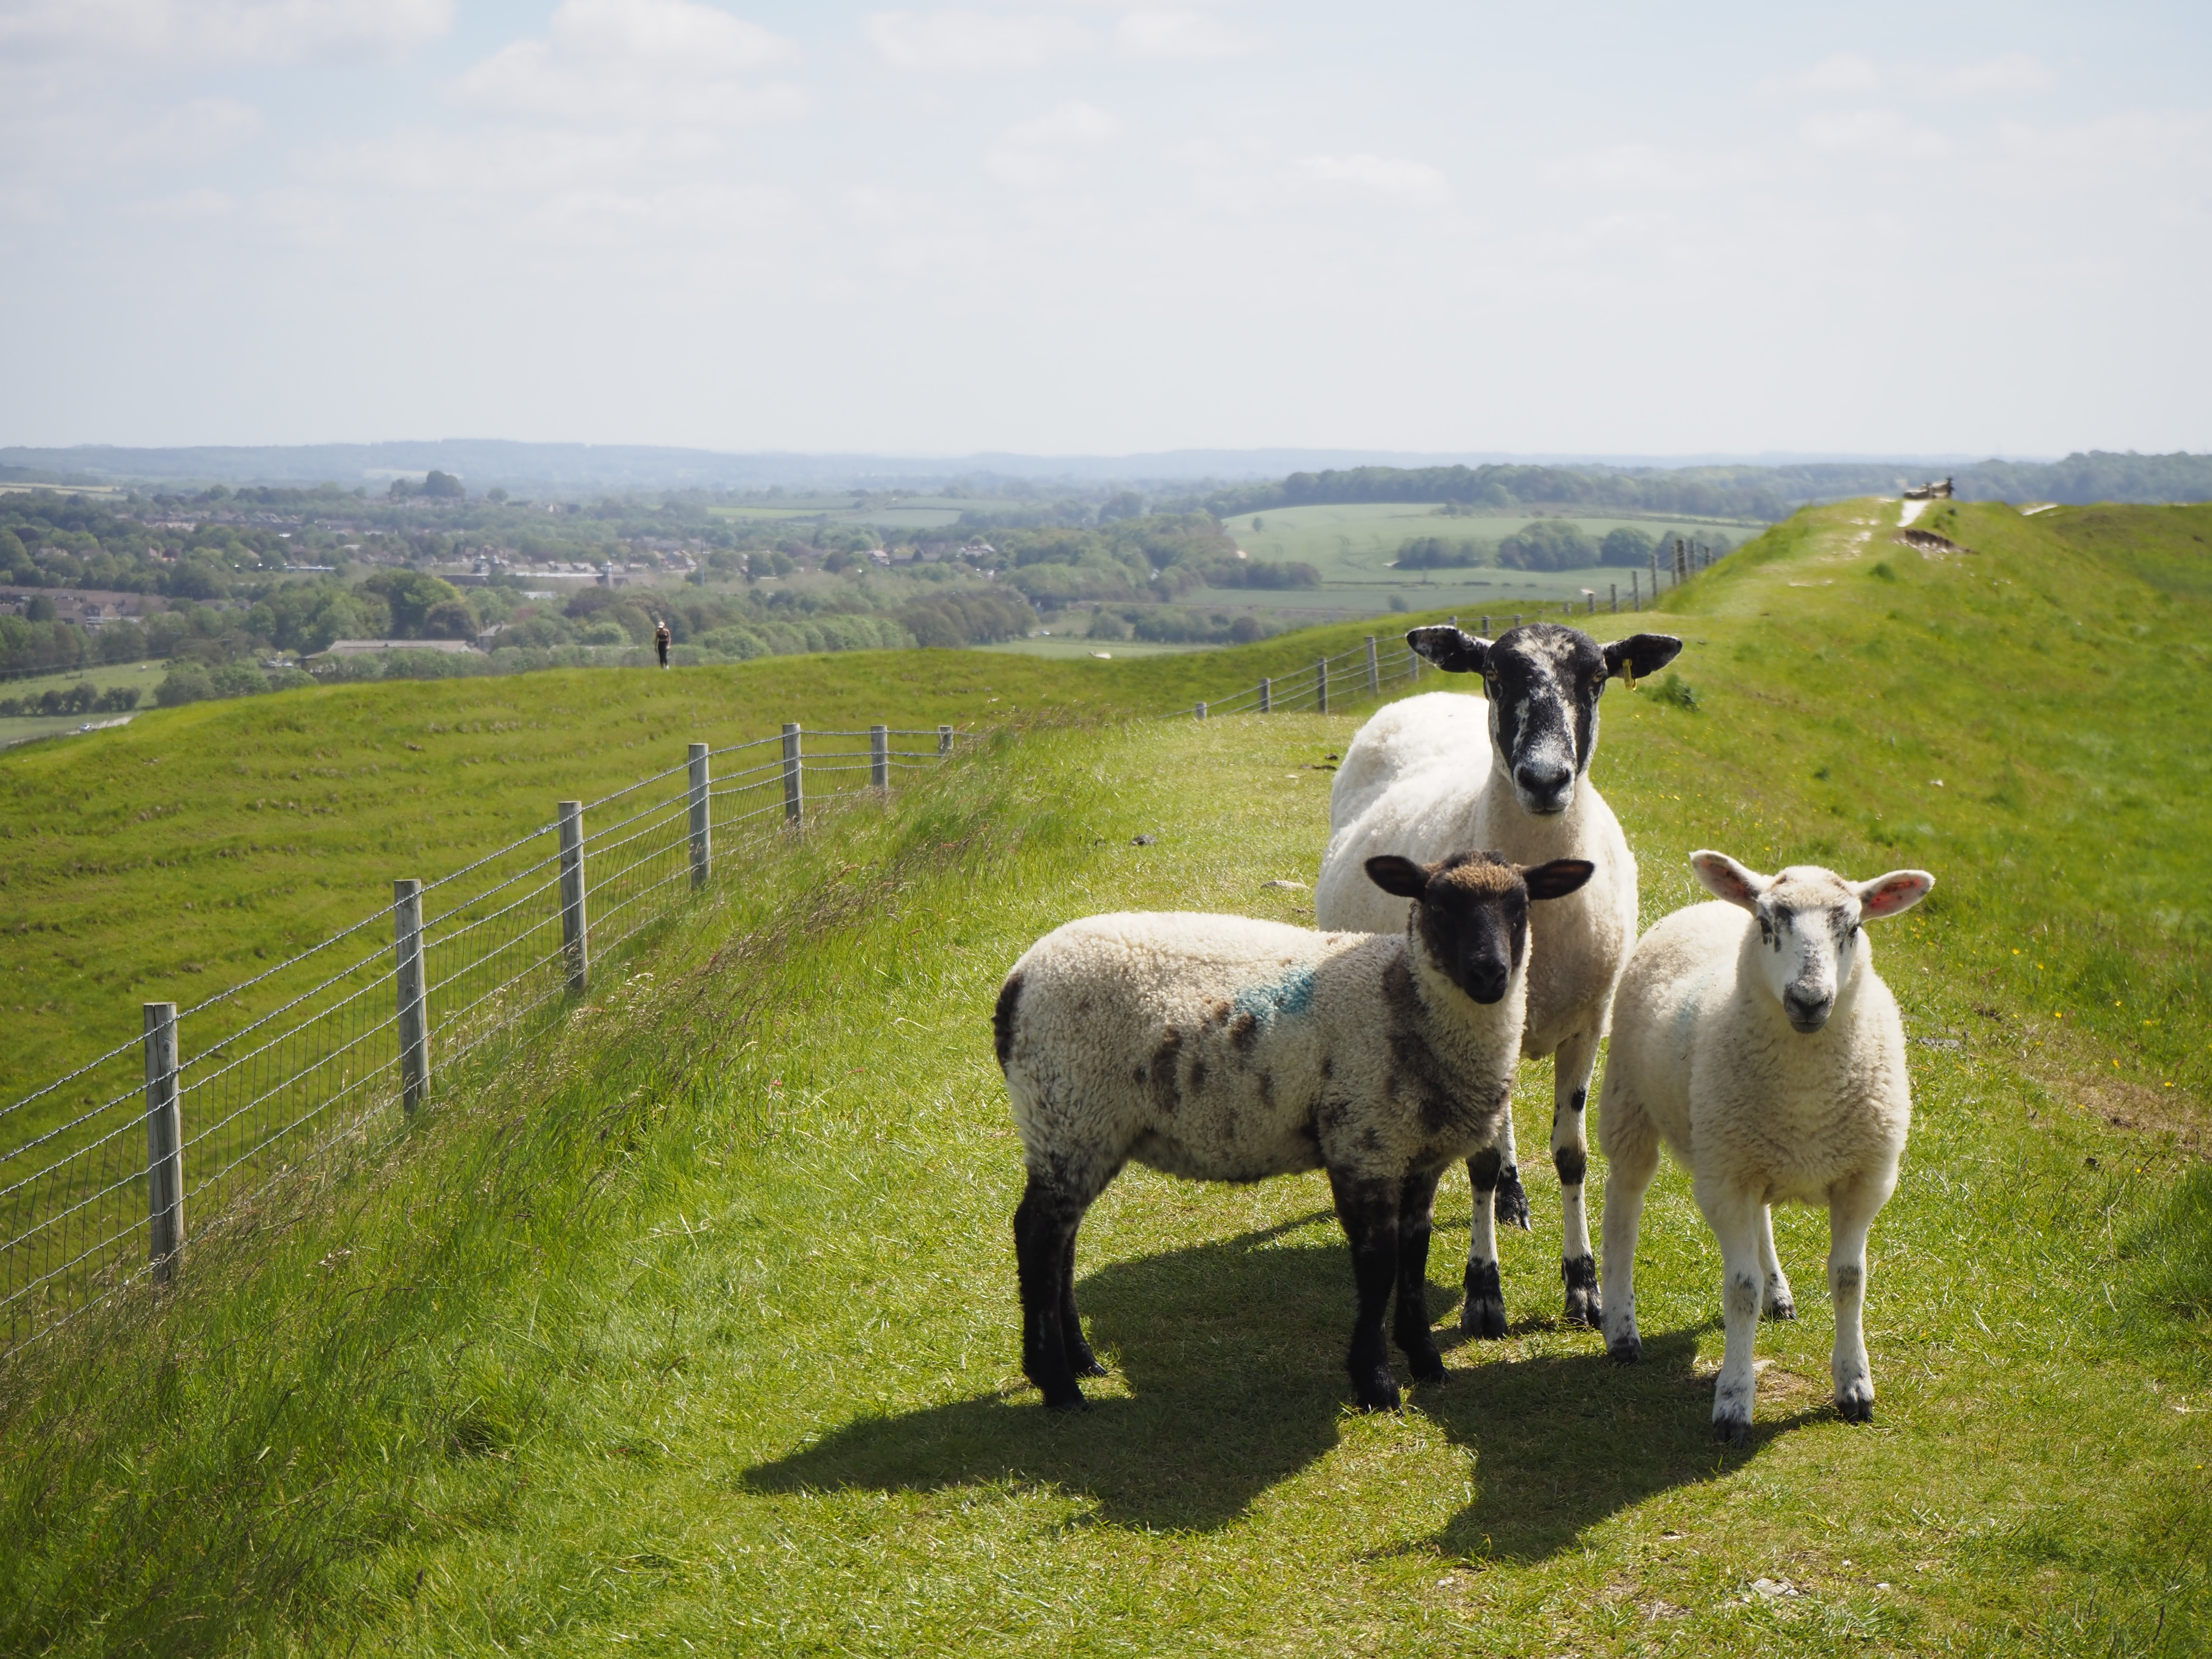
[2,498,2209,1655]
[0,618,1420,1114]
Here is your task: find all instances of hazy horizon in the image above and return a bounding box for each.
[3,1,2207,457]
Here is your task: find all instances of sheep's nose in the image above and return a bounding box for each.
[1783,989,1832,1033]
[1464,960,1509,1004]
[1514,760,1571,806]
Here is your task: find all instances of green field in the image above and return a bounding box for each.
[1,498,2209,1654]
[969,637,1213,660]
[1215,501,1767,614]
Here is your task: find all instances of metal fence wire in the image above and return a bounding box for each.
[0,723,965,1358]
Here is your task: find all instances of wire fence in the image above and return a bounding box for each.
[1162,558,1715,722]
[0,722,966,1360]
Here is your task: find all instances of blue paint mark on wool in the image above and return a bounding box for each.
[1234,966,1317,1023]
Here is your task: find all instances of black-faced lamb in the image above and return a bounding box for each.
[996,851,1595,1412]
[1313,622,1682,1337]
[1598,852,1934,1443]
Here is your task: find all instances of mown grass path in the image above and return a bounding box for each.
[2,498,2208,1654]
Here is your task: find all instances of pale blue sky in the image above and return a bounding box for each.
[3,1,2206,457]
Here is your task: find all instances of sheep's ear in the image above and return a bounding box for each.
[1522,858,1596,901]
[1855,869,1934,920]
[1364,855,1430,899]
[1690,850,1769,911]
[1603,633,1683,681]
[1407,626,1490,675]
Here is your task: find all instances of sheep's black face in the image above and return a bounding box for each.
[1365,850,1598,1006]
[1408,623,1684,818]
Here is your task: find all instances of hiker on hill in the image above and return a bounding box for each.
[653,617,672,669]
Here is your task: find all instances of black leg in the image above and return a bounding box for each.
[1014,1170,1090,1410]
[1058,1224,1106,1377]
[1394,1169,1446,1384]
[1330,1167,1403,1411]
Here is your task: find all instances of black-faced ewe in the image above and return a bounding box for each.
[1598,852,1935,1444]
[1314,622,1682,1337]
[996,851,1595,1412]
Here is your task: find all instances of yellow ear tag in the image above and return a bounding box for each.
[1623,658,1637,691]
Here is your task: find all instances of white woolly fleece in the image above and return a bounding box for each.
[1000,911,1527,1202]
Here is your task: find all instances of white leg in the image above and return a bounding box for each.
[1758,1205,1797,1321]
[1490,1104,1530,1231]
[1828,1178,1889,1423]
[1460,1144,1508,1338]
[1599,1125,1658,1364]
[1551,1027,1602,1325]
[1697,1182,1765,1445]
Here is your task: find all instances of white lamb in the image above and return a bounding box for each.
[1315,622,1682,1337]
[1598,851,1935,1443]
[995,851,1595,1412]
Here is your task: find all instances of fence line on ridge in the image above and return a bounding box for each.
[0,723,966,1362]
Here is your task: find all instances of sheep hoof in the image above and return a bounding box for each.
[1494,1169,1532,1231]
[1067,1343,1109,1379]
[1837,1387,1874,1425]
[1607,1333,1642,1365]
[1406,1349,1447,1385]
[1764,1296,1798,1323]
[1713,1415,1749,1447]
[1042,1387,1091,1412]
[1561,1255,1601,1326]
[1461,1260,1507,1339]
[1352,1368,1403,1412]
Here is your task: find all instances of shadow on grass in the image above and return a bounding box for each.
[742,1219,1820,1548]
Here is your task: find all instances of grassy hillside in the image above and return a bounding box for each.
[0,618,1436,1115]
[1,495,2207,1655]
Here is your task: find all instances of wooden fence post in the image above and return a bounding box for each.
[1632,570,1641,611]
[1195,701,1208,720]
[1316,658,1328,714]
[937,725,952,756]
[870,725,889,792]
[393,879,428,1113]
[782,723,803,826]
[1480,615,1489,636]
[557,800,588,993]
[688,742,710,890]
[1365,636,1379,696]
[1259,676,1271,713]
[1610,583,1618,614]
[142,1002,183,1283]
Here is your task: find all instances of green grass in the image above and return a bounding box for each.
[969,638,1215,659]
[2,496,2209,1654]
[0,618,1429,1117]
[1216,501,1767,614]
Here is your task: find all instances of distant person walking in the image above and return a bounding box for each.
[653,618,672,669]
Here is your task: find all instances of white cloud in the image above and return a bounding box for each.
[1799,109,1950,161]
[1546,143,1765,194]
[0,0,452,64]
[986,102,1116,188]
[1004,101,1118,147]
[1794,52,1883,94]
[864,9,1090,70]
[1938,51,2054,96]
[1293,152,1450,207]
[1115,9,1249,60]
[452,0,803,125]
[1775,49,2053,100]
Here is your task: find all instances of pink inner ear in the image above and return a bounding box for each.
[1862,876,1931,917]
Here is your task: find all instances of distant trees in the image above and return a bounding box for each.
[1496,521,1595,571]
[1600,527,1654,567]
[896,591,1036,648]
[1394,536,1485,570]
[1204,559,1320,588]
